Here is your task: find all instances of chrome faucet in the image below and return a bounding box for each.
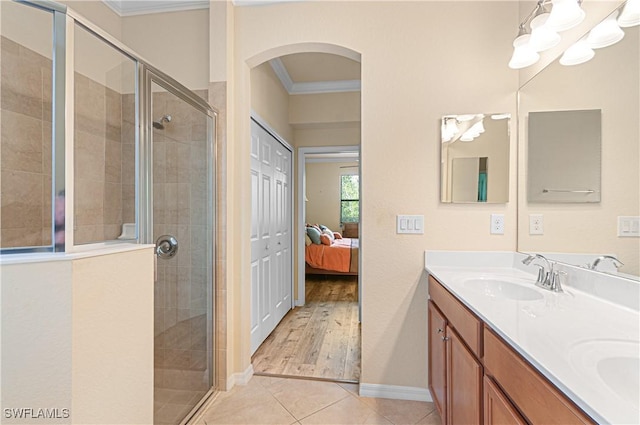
[588,255,624,271]
[522,253,564,292]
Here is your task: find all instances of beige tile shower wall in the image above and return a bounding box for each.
[0,34,135,248]
[152,89,211,393]
[74,73,130,244]
[0,36,52,248]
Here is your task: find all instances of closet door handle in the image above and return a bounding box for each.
[442,336,449,341]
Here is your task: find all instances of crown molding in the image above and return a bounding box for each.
[101,0,209,17]
[269,58,361,95]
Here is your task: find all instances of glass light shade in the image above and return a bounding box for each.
[547,0,586,32]
[530,14,561,52]
[469,121,485,134]
[560,39,595,66]
[619,0,640,27]
[588,12,625,48]
[460,134,475,142]
[509,34,540,69]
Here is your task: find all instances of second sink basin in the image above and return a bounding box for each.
[461,278,543,301]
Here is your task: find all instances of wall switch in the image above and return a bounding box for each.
[490,214,505,235]
[618,216,640,237]
[529,214,544,235]
[397,215,424,234]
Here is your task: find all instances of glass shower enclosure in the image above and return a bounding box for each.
[0,1,217,424]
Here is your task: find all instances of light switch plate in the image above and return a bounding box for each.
[397,215,424,234]
[490,214,505,235]
[618,216,640,237]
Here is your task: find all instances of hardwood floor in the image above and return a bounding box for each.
[251,275,360,382]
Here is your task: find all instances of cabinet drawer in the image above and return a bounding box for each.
[429,275,481,357]
[483,327,594,425]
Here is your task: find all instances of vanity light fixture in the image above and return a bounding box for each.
[509,0,584,69]
[509,26,540,69]
[529,3,561,52]
[618,0,640,27]
[441,117,460,142]
[559,37,595,66]
[546,0,585,32]
[587,11,625,48]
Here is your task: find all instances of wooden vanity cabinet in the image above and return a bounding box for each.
[428,301,447,421]
[483,328,594,425]
[446,325,482,425]
[483,376,526,425]
[428,275,595,425]
[428,277,482,425]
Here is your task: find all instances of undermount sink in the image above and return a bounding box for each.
[461,278,543,301]
[570,339,640,409]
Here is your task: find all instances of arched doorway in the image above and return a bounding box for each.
[247,44,363,382]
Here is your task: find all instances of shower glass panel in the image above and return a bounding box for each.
[0,2,54,249]
[151,80,213,424]
[74,23,137,245]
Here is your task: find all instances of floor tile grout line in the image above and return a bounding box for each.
[274,382,356,423]
[412,407,436,425]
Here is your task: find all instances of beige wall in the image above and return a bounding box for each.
[122,9,210,91]
[306,162,359,232]
[0,247,154,425]
[250,62,293,142]
[518,25,640,276]
[290,92,361,127]
[230,1,519,390]
[71,248,154,425]
[61,0,122,41]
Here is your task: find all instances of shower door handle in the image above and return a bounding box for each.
[155,235,179,259]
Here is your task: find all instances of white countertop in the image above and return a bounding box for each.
[425,251,640,425]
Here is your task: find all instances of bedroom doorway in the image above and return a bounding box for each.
[252,146,361,382]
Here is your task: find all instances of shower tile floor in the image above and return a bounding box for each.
[191,375,442,425]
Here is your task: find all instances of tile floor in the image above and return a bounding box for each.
[192,376,442,425]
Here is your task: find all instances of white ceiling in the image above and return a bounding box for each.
[270,53,361,95]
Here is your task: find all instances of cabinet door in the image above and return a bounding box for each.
[484,376,527,425]
[428,301,447,423]
[446,325,482,425]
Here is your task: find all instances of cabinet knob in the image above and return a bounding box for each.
[442,336,450,341]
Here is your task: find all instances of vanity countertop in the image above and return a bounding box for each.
[425,252,639,425]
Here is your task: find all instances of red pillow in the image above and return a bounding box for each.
[320,234,332,245]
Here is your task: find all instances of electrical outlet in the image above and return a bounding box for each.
[529,214,544,235]
[490,214,505,235]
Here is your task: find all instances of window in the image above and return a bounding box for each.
[340,174,359,223]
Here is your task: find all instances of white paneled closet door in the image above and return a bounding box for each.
[250,119,292,355]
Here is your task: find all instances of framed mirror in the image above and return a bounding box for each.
[518,7,639,279]
[440,113,510,203]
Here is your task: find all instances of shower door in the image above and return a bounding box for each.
[145,72,215,425]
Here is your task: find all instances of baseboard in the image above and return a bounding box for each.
[226,364,254,390]
[358,383,433,402]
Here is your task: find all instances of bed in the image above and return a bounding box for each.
[305,237,359,276]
